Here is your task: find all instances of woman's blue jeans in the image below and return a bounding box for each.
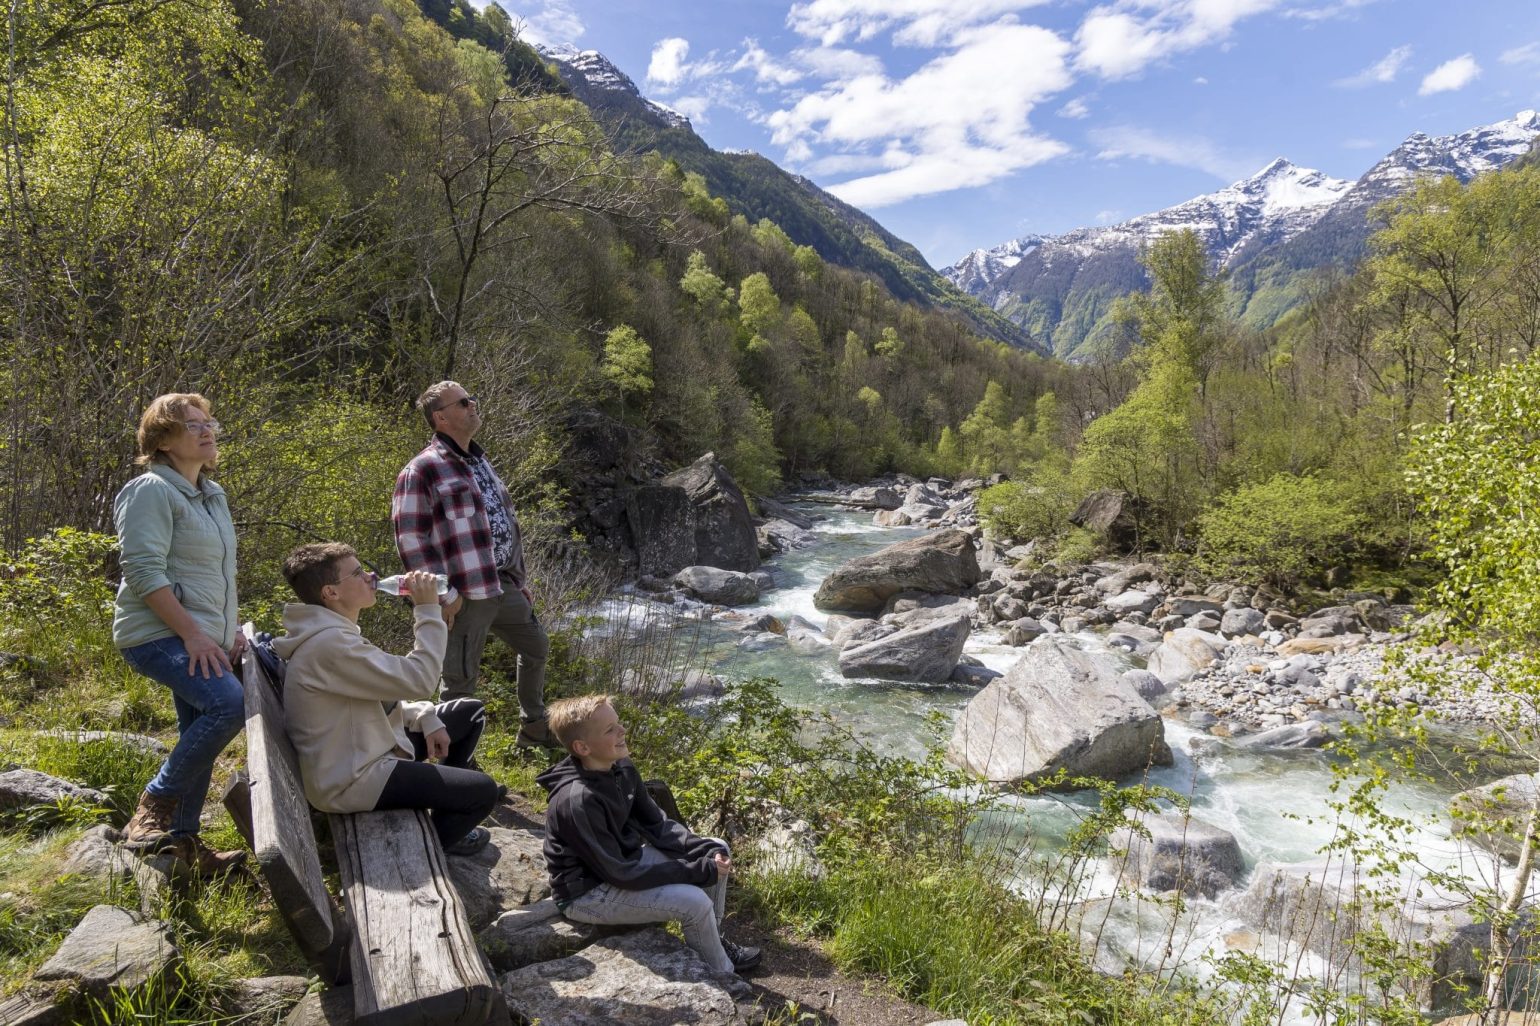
[120,636,245,835]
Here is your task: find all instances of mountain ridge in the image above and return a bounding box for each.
[946,109,1540,359]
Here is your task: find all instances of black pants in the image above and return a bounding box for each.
[373,698,498,848]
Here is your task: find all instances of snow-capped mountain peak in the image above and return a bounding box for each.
[538,45,691,129]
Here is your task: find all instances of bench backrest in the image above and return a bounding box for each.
[240,622,335,956]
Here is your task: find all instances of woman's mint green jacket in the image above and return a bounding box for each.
[111,463,238,651]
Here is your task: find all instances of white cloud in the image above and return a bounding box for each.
[1419,54,1480,96]
[669,96,714,124]
[769,19,1072,207]
[1284,0,1381,22]
[786,0,1049,48]
[1057,97,1090,119]
[794,46,885,81]
[734,39,804,87]
[1335,45,1412,87]
[1501,42,1540,67]
[1091,125,1255,181]
[1193,76,1209,85]
[1076,0,1282,80]
[495,0,584,47]
[648,38,692,87]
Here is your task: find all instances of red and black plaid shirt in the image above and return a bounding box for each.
[392,434,525,601]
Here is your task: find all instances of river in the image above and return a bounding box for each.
[597,502,1517,1016]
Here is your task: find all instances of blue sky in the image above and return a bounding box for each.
[491,0,1540,268]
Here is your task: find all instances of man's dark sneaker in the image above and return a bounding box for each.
[723,939,762,973]
[444,826,491,857]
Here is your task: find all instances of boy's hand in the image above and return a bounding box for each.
[441,592,464,628]
[712,853,732,879]
[404,570,440,607]
[424,728,451,761]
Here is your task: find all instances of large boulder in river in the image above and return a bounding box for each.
[673,566,759,606]
[947,636,1171,787]
[1111,811,1245,898]
[813,529,980,613]
[837,615,970,683]
[625,454,759,575]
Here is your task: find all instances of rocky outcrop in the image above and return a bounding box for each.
[478,900,618,973]
[1070,490,1142,550]
[0,769,109,813]
[35,905,179,999]
[837,615,970,683]
[444,827,551,931]
[947,637,1171,786]
[1147,629,1228,685]
[814,529,980,613]
[626,454,759,575]
[500,928,760,1026]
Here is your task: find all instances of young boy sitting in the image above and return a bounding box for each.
[274,542,499,856]
[538,695,761,975]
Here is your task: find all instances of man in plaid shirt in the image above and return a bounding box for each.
[393,381,557,749]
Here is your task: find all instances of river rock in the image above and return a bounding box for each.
[831,619,892,653]
[838,616,970,683]
[1231,720,1330,750]
[1164,595,1225,618]
[1121,669,1167,702]
[884,592,975,623]
[35,905,179,998]
[1095,563,1159,595]
[479,899,616,973]
[1005,618,1049,646]
[500,927,757,1026]
[952,662,1003,687]
[1111,811,1245,898]
[1147,629,1227,685]
[947,636,1172,786]
[60,826,135,882]
[1450,774,1540,863]
[847,485,902,510]
[673,566,759,606]
[873,509,911,527]
[444,827,550,931]
[0,769,108,814]
[814,529,980,613]
[758,518,816,554]
[1219,607,1266,638]
[1235,861,1511,1011]
[1105,590,1160,616]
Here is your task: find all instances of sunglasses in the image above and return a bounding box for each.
[435,395,477,413]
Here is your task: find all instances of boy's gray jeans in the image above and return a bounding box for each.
[562,842,732,974]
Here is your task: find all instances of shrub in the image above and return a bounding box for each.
[1196,473,1364,588]
[977,476,1075,544]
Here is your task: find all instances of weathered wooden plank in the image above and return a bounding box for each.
[221,772,254,851]
[240,622,334,957]
[332,810,497,1026]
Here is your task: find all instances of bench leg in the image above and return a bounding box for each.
[222,773,255,851]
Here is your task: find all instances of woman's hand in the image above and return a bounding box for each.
[404,570,440,607]
[424,728,451,762]
[183,629,234,680]
[712,852,733,879]
[228,631,247,666]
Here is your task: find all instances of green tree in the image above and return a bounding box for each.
[958,381,1013,474]
[738,271,781,342]
[1127,230,1226,395]
[679,250,732,317]
[601,324,654,413]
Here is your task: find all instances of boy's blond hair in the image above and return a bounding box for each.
[547,694,613,751]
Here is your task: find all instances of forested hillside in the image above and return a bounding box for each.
[0,0,1080,572]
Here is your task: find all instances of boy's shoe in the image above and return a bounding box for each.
[516,716,563,751]
[444,826,491,856]
[122,790,179,852]
[723,940,762,973]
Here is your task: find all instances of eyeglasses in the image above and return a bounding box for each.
[434,396,477,413]
[183,419,221,436]
[332,563,371,586]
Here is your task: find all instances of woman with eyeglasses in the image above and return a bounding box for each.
[111,393,247,876]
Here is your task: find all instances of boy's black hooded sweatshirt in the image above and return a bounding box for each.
[537,755,722,902]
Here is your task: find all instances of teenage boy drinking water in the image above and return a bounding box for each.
[538,695,761,975]
[274,543,499,856]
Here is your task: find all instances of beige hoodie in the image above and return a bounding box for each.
[272,602,447,813]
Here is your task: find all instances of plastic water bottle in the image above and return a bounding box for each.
[374,573,450,596]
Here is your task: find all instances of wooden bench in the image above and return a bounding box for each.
[236,622,503,1026]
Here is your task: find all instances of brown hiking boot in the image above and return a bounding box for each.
[122,790,178,852]
[516,715,563,751]
[171,834,249,878]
